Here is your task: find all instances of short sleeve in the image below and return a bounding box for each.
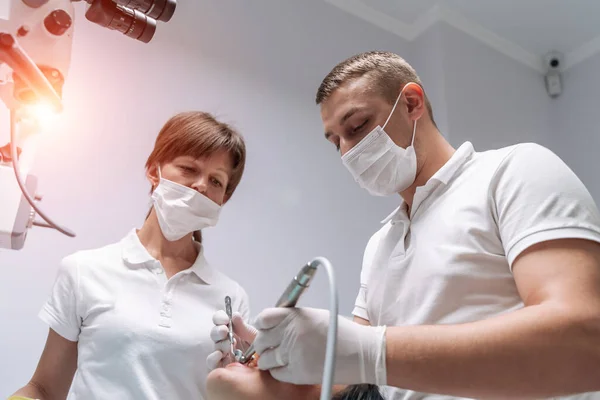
[38,255,82,342]
[491,143,600,268]
[351,233,381,321]
[352,286,369,320]
[235,284,251,323]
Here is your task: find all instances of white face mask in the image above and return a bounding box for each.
[151,167,222,241]
[341,83,419,197]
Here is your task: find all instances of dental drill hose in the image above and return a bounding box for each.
[9,110,75,237]
[312,256,338,400]
[239,257,338,400]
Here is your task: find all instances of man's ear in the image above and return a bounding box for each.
[146,164,159,189]
[403,83,426,120]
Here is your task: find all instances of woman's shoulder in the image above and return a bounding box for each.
[204,263,240,288]
[201,258,247,293]
[59,235,128,274]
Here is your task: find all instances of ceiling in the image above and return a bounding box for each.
[324,0,600,72]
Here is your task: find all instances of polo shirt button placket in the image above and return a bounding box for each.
[159,298,172,328]
[159,278,174,329]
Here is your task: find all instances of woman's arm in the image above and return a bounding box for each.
[11,329,78,400]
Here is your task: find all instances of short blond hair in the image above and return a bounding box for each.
[316,51,435,125]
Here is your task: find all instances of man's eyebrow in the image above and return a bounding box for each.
[324,107,361,140]
[341,107,359,123]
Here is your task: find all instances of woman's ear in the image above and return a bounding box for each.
[146,165,159,189]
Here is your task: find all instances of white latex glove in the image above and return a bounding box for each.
[206,309,258,371]
[252,307,387,385]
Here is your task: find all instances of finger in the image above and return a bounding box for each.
[252,329,285,354]
[210,325,229,342]
[231,333,250,352]
[256,346,288,370]
[214,338,237,354]
[269,366,294,384]
[206,350,225,371]
[231,313,258,343]
[253,308,294,330]
[212,309,229,325]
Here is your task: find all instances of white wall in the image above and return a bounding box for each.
[426,22,600,203]
[409,24,450,137]
[0,0,407,394]
[435,22,554,149]
[548,53,600,201]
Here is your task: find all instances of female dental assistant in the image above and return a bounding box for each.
[11,111,250,400]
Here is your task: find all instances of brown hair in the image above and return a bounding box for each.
[145,111,246,242]
[315,51,436,126]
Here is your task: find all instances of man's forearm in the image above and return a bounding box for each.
[385,304,600,399]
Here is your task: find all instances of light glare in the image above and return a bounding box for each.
[28,103,59,124]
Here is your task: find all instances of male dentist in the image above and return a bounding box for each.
[210,51,600,399]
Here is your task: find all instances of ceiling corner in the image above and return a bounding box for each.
[564,35,600,71]
[323,0,414,40]
[323,1,547,74]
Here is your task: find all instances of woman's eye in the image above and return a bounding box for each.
[179,165,195,173]
[211,177,223,187]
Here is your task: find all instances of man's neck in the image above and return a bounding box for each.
[401,127,456,209]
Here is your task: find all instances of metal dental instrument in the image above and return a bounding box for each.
[224,296,243,362]
[224,296,234,355]
[237,262,318,364]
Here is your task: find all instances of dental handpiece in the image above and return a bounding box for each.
[237,262,318,364]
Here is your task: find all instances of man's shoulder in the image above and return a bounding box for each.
[474,142,555,167]
[465,142,562,185]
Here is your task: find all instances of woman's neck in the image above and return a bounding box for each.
[137,209,198,276]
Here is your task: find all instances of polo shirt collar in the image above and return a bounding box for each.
[381,141,475,224]
[121,229,215,284]
[430,141,475,185]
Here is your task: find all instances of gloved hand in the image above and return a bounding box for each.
[206,310,258,371]
[252,307,387,386]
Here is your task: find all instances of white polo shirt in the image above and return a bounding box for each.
[352,142,600,400]
[39,229,249,400]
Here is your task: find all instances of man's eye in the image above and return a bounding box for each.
[353,119,369,133]
[211,177,223,187]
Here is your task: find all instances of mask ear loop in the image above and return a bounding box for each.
[382,85,406,130]
[383,82,420,146]
[152,165,163,193]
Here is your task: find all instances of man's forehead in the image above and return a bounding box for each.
[332,76,374,101]
[321,78,376,121]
